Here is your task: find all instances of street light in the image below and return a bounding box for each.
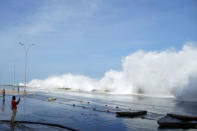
[18,42,35,90]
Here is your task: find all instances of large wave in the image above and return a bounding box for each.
[27,43,197,102]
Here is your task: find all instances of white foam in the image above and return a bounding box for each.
[27,43,197,102]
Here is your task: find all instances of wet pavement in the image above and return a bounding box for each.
[0,89,197,131]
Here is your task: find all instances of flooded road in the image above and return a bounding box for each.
[0,88,197,131]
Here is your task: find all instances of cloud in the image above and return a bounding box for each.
[19,0,101,35]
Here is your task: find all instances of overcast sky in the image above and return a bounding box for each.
[0,0,197,84]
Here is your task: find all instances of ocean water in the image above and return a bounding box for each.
[0,87,197,131]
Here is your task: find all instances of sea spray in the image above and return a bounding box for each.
[27,73,97,91]
[176,75,197,102]
[27,43,197,102]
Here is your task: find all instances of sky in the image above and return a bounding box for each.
[0,0,197,84]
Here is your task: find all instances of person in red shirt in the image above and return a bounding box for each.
[11,96,20,123]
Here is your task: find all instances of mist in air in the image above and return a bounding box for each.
[27,43,197,102]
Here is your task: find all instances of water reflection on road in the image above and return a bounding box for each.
[0,88,197,130]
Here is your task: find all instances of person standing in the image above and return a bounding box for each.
[10,96,20,124]
[1,88,5,101]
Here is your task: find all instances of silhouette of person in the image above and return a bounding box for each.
[1,98,5,112]
[1,88,5,100]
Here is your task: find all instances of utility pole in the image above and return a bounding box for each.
[18,42,34,91]
[14,64,16,86]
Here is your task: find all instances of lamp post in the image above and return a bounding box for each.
[18,42,34,90]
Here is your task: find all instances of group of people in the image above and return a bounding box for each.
[1,88,20,124]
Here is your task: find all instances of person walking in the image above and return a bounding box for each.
[10,96,20,124]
